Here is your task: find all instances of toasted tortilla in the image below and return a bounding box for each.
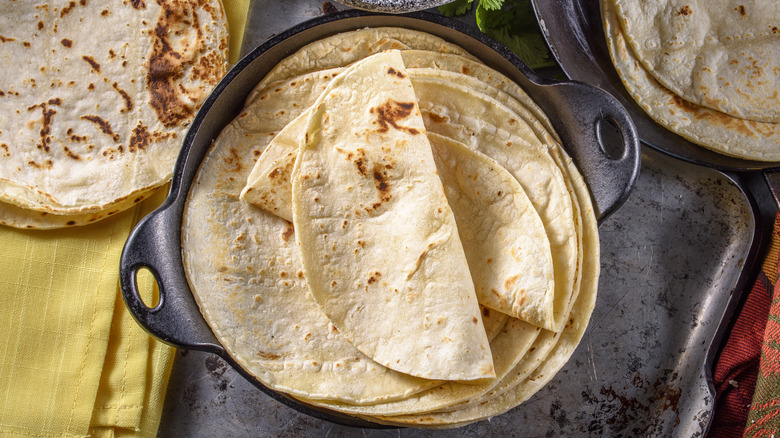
[0,0,228,219]
[354,142,598,428]
[182,53,518,406]
[602,0,780,161]
[248,27,474,98]
[612,0,780,123]
[182,27,598,425]
[291,51,494,381]
[243,60,574,331]
[243,105,556,334]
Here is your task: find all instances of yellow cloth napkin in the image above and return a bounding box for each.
[0,0,250,436]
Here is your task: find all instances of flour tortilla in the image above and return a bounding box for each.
[183,27,597,423]
[355,144,598,428]
[243,62,573,331]
[248,27,474,99]
[182,53,516,407]
[412,76,577,333]
[0,186,156,229]
[612,0,780,123]
[602,0,780,161]
[243,113,556,334]
[292,51,494,381]
[0,0,228,219]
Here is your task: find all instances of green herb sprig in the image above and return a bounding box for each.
[438,0,555,70]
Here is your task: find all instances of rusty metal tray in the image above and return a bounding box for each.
[148,1,767,436]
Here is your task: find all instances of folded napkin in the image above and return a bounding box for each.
[712,212,780,437]
[0,1,249,436]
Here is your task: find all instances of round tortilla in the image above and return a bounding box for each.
[248,26,475,97]
[181,28,598,425]
[356,144,598,428]
[0,0,228,218]
[602,0,780,161]
[292,50,494,381]
[612,0,780,123]
[182,51,519,406]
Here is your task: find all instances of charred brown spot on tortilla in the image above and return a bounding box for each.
[101,8,110,16]
[146,0,217,128]
[461,66,470,75]
[669,95,759,137]
[347,148,368,176]
[67,129,86,143]
[60,38,72,48]
[221,148,243,173]
[0,143,9,157]
[0,35,16,43]
[367,272,381,284]
[60,1,77,17]
[387,66,406,79]
[81,115,120,141]
[678,5,692,16]
[426,112,449,124]
[256,351,282,360]
[370,100,421,135]
[112,82,133,112]
[63,146,80,160]
[28,101,60,152]
[129,123,150,151]
[281,223,295,241]
[82,55,101,72]
[504,274,519,291]
[735,5,746,15]
[22,41,31,48]
[373,166,389,193]
[37,21,44,30]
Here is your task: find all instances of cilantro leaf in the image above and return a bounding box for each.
[479,0,505,10]
[475,0,555,69]
[437,0,473,17]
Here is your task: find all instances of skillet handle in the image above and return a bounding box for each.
[119,204,222,352]
[537,81,641,221]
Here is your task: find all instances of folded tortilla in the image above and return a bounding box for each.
[291,50,494,381]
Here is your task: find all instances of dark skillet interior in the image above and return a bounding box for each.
[531,0,780,172]
[121,8,638,428]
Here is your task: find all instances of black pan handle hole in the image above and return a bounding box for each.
[135,267,161,309]
[596,116,626,161]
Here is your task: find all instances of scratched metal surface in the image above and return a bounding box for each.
[155,2,756,435]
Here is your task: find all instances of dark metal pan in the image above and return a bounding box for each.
[529,0,778,434]
[119,9,640,427]
[530,0,780,201]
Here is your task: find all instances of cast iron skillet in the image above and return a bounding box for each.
[119,9,639,427]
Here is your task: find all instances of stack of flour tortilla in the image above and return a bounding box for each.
[181,28,600,427]
[0,0,228,228]
[601,0,779,161]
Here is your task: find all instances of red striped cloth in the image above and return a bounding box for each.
[711,212,780,437]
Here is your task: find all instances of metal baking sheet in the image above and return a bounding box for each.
[153,2,760,435]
